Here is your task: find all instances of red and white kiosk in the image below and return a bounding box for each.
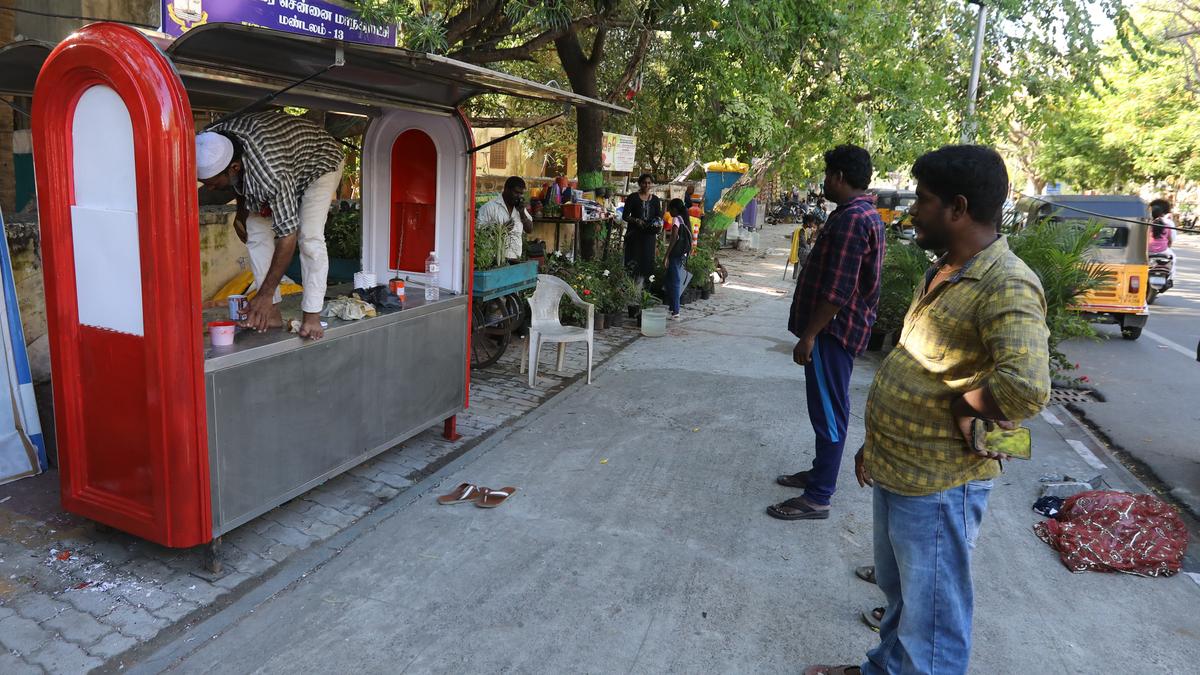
[0,22,625,552]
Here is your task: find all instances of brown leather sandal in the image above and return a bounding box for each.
[476,486,517,508]
[437,483,485,505]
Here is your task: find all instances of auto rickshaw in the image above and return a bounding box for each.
[1016,195,1149,340]
[873,189,917,231]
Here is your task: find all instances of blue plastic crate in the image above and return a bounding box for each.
[472,261,538,298]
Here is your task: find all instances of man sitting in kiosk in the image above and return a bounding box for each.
[195,112,345,339]
[477,176,534,264]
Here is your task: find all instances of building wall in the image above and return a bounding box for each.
[472,128,574,182]
[4,207,246,384]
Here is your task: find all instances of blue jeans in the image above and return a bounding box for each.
[862,481,993,675]
[801,333,854,506]
[666,255,686,314]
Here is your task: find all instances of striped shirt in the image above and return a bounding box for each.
[210,112,343,237]
[863,236,1051,496]
[788,194,885,356]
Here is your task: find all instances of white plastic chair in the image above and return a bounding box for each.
[520,274,594,386]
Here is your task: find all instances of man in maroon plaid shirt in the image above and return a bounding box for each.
[768,145,885,520]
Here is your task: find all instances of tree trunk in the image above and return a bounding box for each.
[574,106,605,191]
[1032,177,1048,195]
[555,32,607,193]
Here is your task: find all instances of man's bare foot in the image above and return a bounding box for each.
[298,312,324,340]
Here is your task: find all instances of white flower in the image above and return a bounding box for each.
[603,270,611,277]
[649,275,656,282]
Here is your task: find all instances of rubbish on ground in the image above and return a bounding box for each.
[1040,481,1093,500]
[1034,490,1188,577]
[1033,496,1064,518]
[600,458,608,464]
[56,549,71,561]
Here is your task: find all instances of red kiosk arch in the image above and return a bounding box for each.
[32,23,209,547]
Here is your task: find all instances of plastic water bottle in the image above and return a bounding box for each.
[424,252,439,302]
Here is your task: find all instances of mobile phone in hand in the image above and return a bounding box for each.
[970,418,1031,459]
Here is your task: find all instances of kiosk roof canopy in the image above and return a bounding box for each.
[0,23,630,117]
[169,23,628,116]
[0,39,52,97]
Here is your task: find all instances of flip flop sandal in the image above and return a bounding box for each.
[854,565,877,585]
[861,606,884,632]
[775,471,809,489]
[476,487,518,509]
[803,666,862,675]
[437,483,484,505]
[766,497,830,520]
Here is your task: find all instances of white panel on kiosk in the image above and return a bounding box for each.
[70,85,143,336]
[361,109,468,294]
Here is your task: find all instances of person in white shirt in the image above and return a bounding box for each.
[477,176,533,264]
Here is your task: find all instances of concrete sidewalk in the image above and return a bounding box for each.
[135,239,1200,674]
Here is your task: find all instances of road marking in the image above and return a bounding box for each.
[1066,439,1108,470]
[1040,410,1063,426]
[1142,328,1195,360]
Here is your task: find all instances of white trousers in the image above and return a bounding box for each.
[244,164,343,314]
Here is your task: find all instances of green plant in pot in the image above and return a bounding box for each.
[474,221,512,271]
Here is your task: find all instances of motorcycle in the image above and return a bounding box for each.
[766,198,803,224]
[1147,252,1175,305]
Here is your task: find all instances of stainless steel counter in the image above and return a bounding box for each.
[203,289,469,536]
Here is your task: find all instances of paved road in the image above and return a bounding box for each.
[1063,232,1200,512]
[135,228,1200,674]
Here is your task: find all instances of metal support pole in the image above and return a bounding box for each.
[961,1,988,144]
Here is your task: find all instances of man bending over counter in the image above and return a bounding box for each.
[196,112,345,339]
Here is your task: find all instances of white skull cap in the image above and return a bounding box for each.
[195,132,234,180]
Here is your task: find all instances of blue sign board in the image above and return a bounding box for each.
[161,0,396,46]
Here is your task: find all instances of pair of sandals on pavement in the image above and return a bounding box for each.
[436,482,517,508]
[803,565,884,675]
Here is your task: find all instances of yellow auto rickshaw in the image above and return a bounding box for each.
[873,189,917,231]
[1016,195,1149,340]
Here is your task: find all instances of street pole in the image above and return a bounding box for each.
[961,0,988,144]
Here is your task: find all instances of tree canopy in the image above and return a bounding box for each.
[1032,2,1200,192]
[347,0,1132,186]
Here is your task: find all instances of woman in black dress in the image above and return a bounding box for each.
[623,173,662,284]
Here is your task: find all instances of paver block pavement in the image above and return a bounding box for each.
[0,613,53,655]
[27,636,104,673]
[43,606,112,646]
[159,578,224,606]
[11,591,69,623]
[260,523,318,550]
[212,571,252,591]
[60,588,121,617]
[0,651,41,675]
[99,601,168,641]
[151,599,201,623]
[86,631,139,660]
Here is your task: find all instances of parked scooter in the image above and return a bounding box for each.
[1147,252,1175,305]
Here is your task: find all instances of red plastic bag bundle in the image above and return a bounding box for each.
[1033,490,1188,577]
